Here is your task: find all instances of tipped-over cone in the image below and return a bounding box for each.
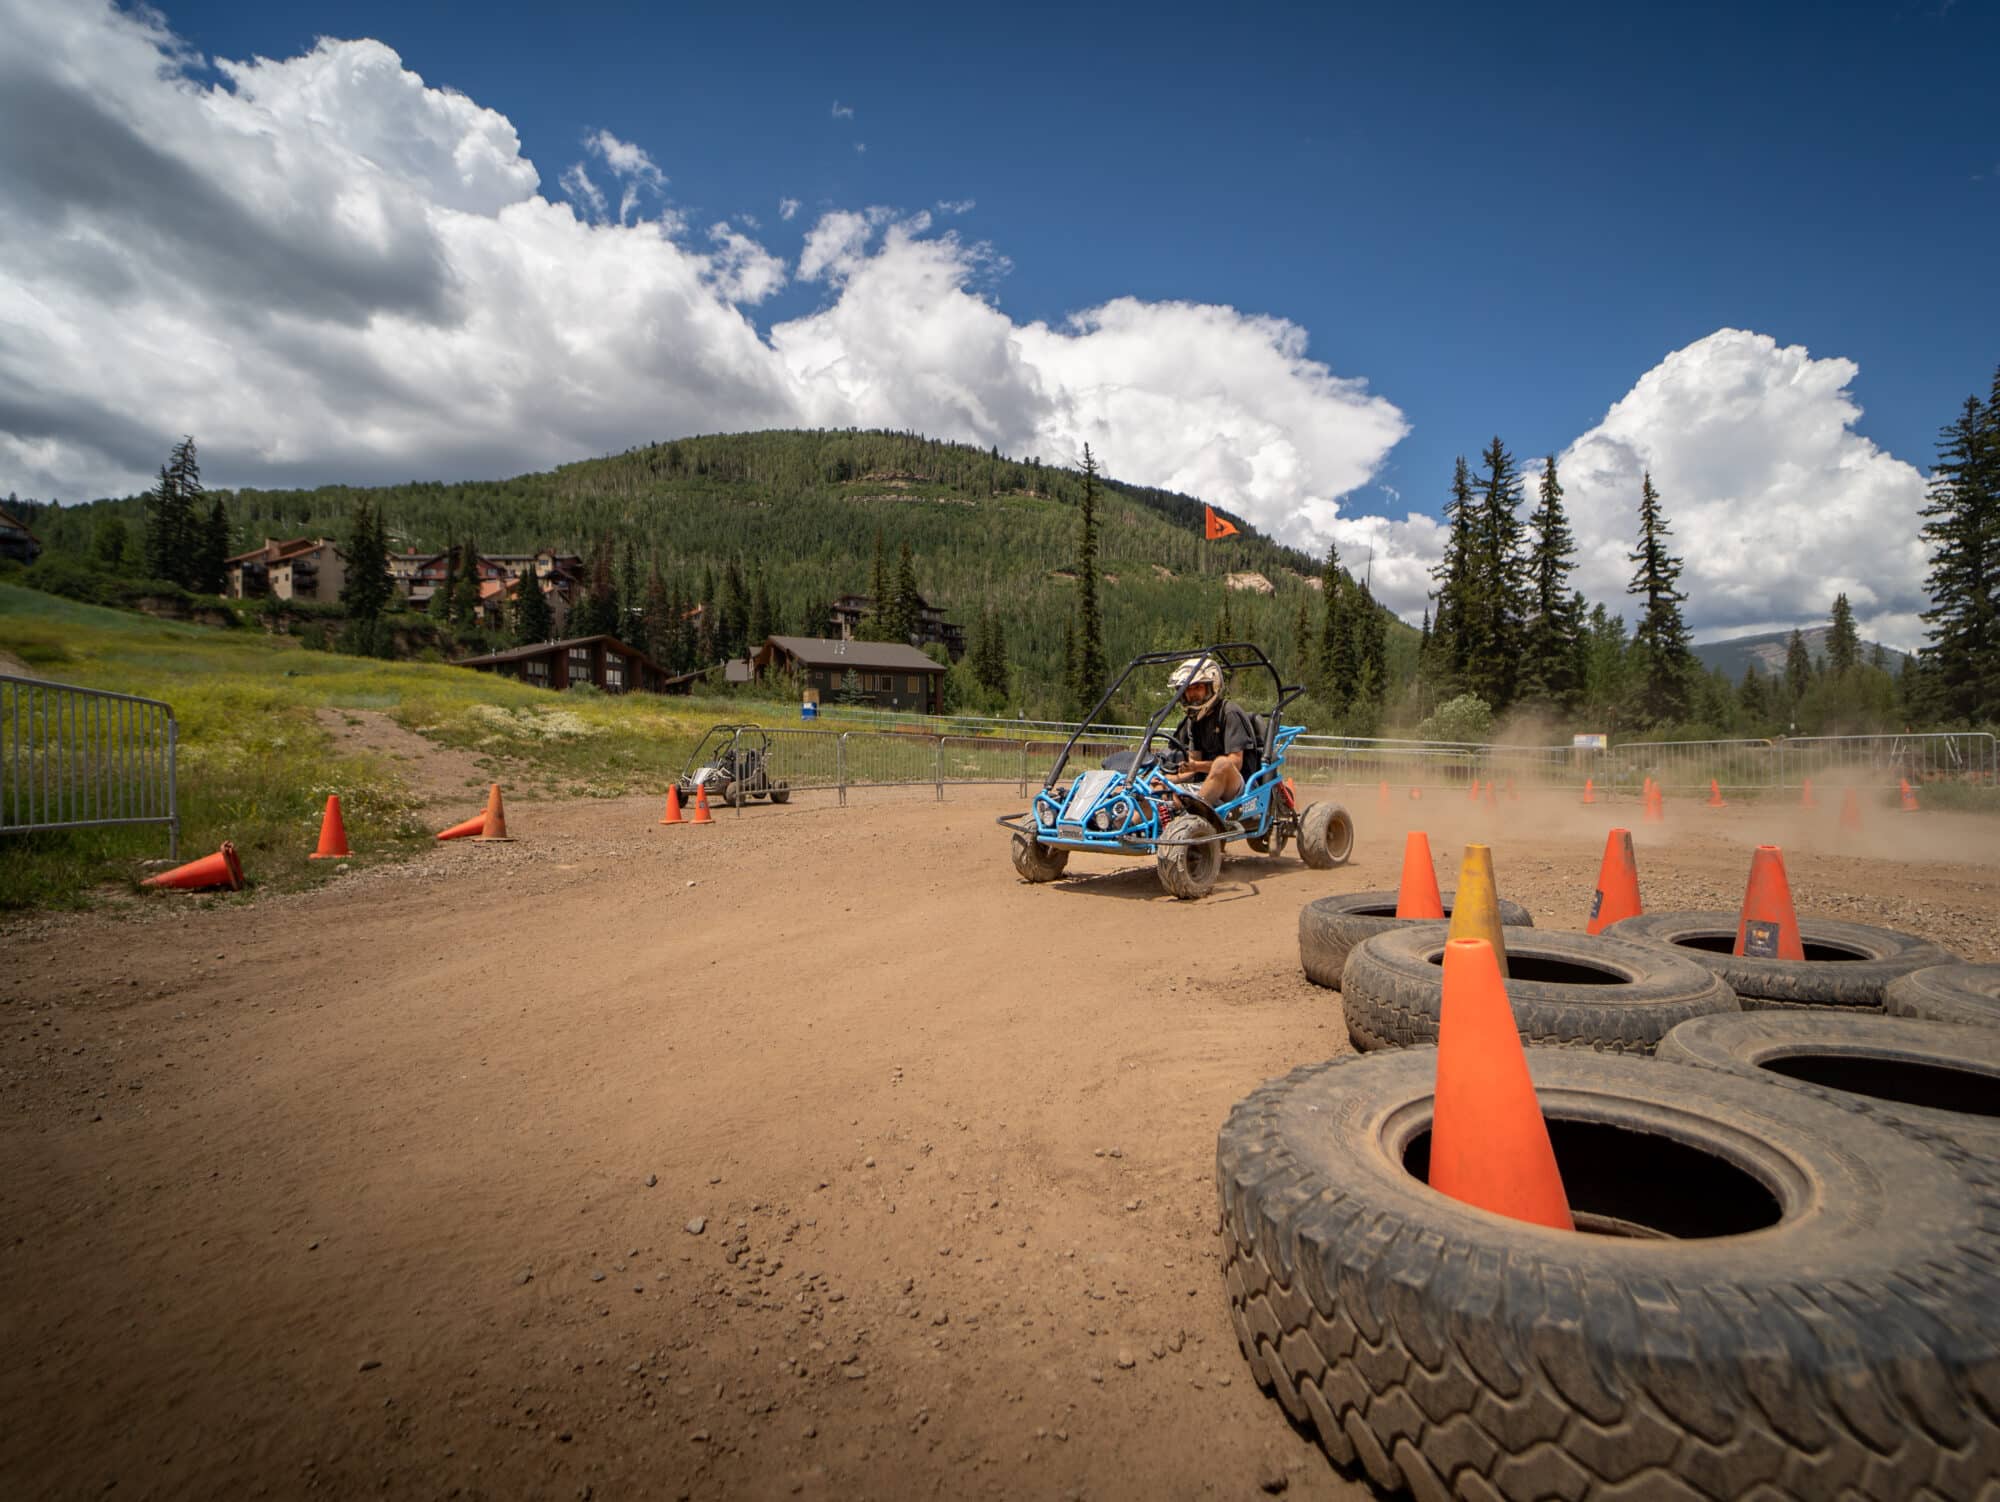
[660,785,685,825]
[1587,828,1643,935]
[436,810,486,841]
[1733,844,1805,960]
[1394,830,1444,919]
[1430,937,1574,1231]
[309,794,350,860]
[143,840,244,892]
[1446,844,1508,975]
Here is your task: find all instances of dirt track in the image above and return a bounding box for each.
[3,780,1997,1501]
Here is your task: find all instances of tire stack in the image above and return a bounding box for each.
[1254,895,1998,1495]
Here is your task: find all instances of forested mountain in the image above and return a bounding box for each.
[1693,627,1912,681]
[19,429,1411,721]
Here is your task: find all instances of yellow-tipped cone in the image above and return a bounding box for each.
[1445,842,1509,976]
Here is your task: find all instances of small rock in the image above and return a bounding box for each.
[645,1174,658,1188]
[931,1311,949,1326]
[1115,1351,1135,1370]
[1124,1199,1141,1212]
[590,1271,606,1283]
[358,1359,381,1372]
[685,1217,706,1235]
[515,1269,534,1286]
[1257,1457,1289,1493]
[690,1430,709,1443]
[863,1157,876,1169]
[686,881,697,888]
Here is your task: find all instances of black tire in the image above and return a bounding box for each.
[1341,924,1738,1054]
[1886,963,2000,1029]
[1156,813,1222,900]
[1217,1048,2000,1500]
[1606,910,1957,1010]
[1299,891,1535,991]
[1657,1010,2000,1152]
[769,783,791,805]
[1010,833,1069,883]
[722,779,744,808]
[1296,802,1353,869]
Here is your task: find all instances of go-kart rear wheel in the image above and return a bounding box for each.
[722,780,744,808]
[1157,814,1223,900]
[770,783,791,805]
[1297,802,1353,869]
[1011,833,1070,883]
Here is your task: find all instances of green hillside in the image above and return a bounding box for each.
[26,429,1414,721]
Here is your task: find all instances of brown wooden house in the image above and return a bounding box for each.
[0,505,41,566]
[752,635,947,713]
[456,635,694,694]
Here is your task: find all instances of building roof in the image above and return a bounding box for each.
[0,506,39,541]
[455,634,667,674]
[757,635,946,673]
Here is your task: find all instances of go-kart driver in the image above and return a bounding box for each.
[1165,658,1259,819]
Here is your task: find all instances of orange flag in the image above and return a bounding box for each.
[1203,505,1240,541]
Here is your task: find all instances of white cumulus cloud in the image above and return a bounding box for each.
[778,196,800,221]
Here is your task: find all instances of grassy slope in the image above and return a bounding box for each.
[0,585,796,910]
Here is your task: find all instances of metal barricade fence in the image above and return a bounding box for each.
[1778,733,1998,789]
[1610,740,1781,797]
[1,674,179,857]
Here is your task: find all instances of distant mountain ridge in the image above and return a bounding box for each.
[1693,626,1912,680]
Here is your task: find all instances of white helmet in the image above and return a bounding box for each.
[1169,657,1224,719]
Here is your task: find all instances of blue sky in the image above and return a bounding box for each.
[2,0,1995,642]
[155,0,1998,501]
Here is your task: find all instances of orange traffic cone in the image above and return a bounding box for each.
[1733,845,1805,960]
[142,840,244,892]
[690,782,714,825]
[660,786,685,825]
[1394,830,1444,919]
[436,809,487,840]
[1467,779,1480,804]
[309,795,351,860]
[473,783,514,842]
[1839,787,1863,833]
[1799,778,1818,808]
[1587,828,1643,935]
[1643,784,1664,824]
[1899,779,1920,813]
[1706,778,1726,808]
[1430,937,1574,1231]
[1409,786,1422,801]
[1581,778,1596,805]
[1378,780,1390,808]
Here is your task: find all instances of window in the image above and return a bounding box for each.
[605,661,625,692]
[908,676,921,693]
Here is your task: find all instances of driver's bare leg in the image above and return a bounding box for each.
[1198,761,1244,807]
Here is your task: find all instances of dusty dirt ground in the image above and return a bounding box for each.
[3,776,1998,1502]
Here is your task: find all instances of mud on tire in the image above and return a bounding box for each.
[1299,891,1534,991]
[1657,1009,2000,1152]
[1010,832,1069,883]
[1217,1048,2000,1501]
[1605,910,1957,1010]
[1885,963,2000,1029]
[1156,813,1222,899]
[1340,924,1738,1053]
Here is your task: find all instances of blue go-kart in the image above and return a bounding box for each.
[997,643,1354,899]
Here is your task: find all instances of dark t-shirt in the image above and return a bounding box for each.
[1181,701,1260,771]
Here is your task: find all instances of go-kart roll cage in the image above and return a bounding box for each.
[1037,642,1305,793]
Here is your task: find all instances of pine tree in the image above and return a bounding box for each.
[1918,379,2000,723]
[862,529,892,640]
[430,552,457,621]
[1738,664,1768,726]
[974,604,1009,697]
[720,557,749,656]
[339,500,393,621]
[891,541,922,645]
[618,544,641,633]
[1827,593,1860,675]
[515,560,555,644]
[451,539,484,625]
[1625,473,1694,726]
[143,463,191,585]
[1320,575,1355,713]
[748,563,773,647]
[1462,436,1528,709]
[1212,586,1235,646]
[1583,603,1629,713]
[1784,629,1813,703]
[195,496,232,595]
[1073,445,1108,711]
[1291,596,1311,681]
[92,514,131,571]
[1427,457,1476,689]
[1519,455,1583,706]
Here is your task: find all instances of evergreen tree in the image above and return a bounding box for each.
[697,563,717,659]
[1061,616,1080,719]
[143,463,191,585]
[720,557,749,656]
[1784,629,1813,703]
[1519,455,1583,706]
[973,604,1010,697]
[1918,379,1999,723]
[1427,457,1476,688]
[430,552,457,621]
[618,544,641,634]
[862,529,893,640]
[1355,579,1389,701]
[1870,643,1890,674]
[1073,445,1108,711]
[338,500,394,621]
[1462,436,1528,708]
[748,563,774,646]
[1291,596,1311,681]
[1826,593,1860,676]
[1737,664,1769,726]
[1319,574,1355,713]
[1212,586,1235,646]
[92,514,131,571]
[514,566,554,644]
[1625,473,1694,726]
[1583,603,1629,712]
[891,541,923,645]
[194,496,232,594]
[451,538,484,625]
